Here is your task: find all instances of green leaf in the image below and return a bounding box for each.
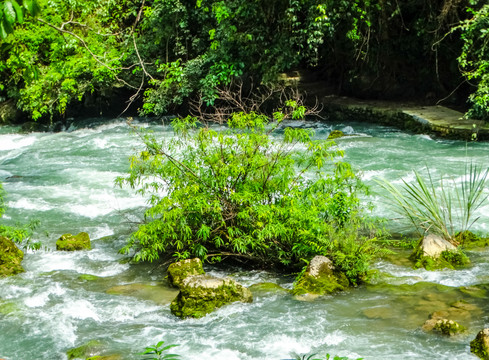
[3,1,17,24]
[11,0,23,23]
[23,0,40,16]
[0,18,13,38]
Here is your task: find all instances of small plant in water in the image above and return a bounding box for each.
[140,340,180,360]
[378,163,489,245]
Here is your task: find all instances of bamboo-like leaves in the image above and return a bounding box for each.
[378,164,489,243]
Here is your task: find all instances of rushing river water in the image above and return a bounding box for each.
[0,118,488,360]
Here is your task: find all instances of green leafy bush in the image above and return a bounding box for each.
[118,102,380,283]
[457,4,489,121]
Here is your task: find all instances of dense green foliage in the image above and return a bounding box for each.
[457,4,489,120]
[1,0,489,122]
[118,103,380,283]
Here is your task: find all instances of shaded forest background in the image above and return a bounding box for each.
[0,0,488,123]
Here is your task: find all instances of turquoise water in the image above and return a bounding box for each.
[0,118,488,359]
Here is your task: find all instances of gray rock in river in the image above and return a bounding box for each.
[420,234,457,257]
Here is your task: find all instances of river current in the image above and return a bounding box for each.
[0,118,488,360]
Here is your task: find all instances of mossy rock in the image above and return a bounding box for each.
[56,232,91,251]
[167,258,205,288]
[170,274,252,318]
[456,231,489,249]
[327,129,344,140]
[0,236,24,277]
[292,256,349,296]
[471,329,489,360]
[67,340,103,360]
[433,318,466,336]
[411,245,470,270]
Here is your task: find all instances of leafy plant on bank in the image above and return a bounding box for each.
[140,340,180,360]
[117,101,381,284]
[378,163,489,245]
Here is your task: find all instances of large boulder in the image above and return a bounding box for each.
[471,329,489,360]
[56,232,91,251]
[0,236,24,277]
[411,234,469,270]
[170,274,252,318]
[167,258,205,288]
[292,255,349,296]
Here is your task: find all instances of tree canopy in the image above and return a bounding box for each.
[0,0,488,121]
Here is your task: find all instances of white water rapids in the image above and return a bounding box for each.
[0,118,488,359]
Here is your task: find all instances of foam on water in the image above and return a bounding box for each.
[2,119,489,360]
[0,134,37,151]
[24,250,130,276]
[8,197,54,211]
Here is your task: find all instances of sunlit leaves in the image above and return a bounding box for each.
[118,106,375,283]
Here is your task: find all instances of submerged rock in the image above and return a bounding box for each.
[67,340,103,360]
[170,274,252,318]
[292,256,349,296]
[411,234,469,270]
[363,306,397,320]
[471,329,489,360]
[0,236,24,277]
[106,283,178,305]
[56,232,91,251]
[167,258,205,288]
[248,282,289,296]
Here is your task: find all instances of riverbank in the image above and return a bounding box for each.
[318,96,489,141]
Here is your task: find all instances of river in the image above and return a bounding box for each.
[0,117,488,359]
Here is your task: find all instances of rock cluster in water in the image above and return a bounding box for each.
[292,255,349,296]
[168,258,252,319]
[56,232,91,251]
[0,236,24,277]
